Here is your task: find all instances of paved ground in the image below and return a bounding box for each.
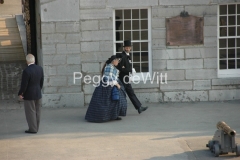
[0,100,240,160]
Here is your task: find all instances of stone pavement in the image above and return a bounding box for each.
[0,100,240,160]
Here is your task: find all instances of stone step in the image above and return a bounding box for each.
[0,53,25,61]
[0,28,19,32]
[0,31,20,36]
[0,18,17,28]
[0,40,22,46]
[0,47,24,53]
[0,45,22,49]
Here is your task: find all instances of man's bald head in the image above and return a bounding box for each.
[26,54,35,64]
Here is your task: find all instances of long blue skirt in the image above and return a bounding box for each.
[85,81,127,122]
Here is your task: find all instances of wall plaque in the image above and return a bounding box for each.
[166,15,204,46]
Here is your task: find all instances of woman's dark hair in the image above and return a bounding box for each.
[101,55,119,76]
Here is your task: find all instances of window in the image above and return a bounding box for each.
[218,4,240,77]
[113,8,152,77]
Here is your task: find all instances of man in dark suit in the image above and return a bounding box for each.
[116,40,148,114]
[18,54,44,134]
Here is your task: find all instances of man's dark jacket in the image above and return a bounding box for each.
[18,64,44,100]
[116,51,132,83]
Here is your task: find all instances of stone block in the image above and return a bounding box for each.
[42,93,84,107]
[204,26,217,37]
[152,6,184,18]
[209,89,240,101]
[82,63,100,73]
[212,85,240,90]
[80,0,106,9]
[57,86,82,93]
[193,80,211,90]
[107,0,158,7]
[152,39,166,48]
[160,0,212,5]
[47,76,67,87]
[41,22,55,33]
[160,81,192,91]
[152,18,165,29]
[81,20,99,31]
[57,64,81,76]
[185,48,204,59]
[42,55,67,65]
[186,69,217,79]
[80,9,112,20]
[42,86,58,94]
[41,0,79,22]
[83,84,95,94]
[131,79,160,89]
[135,92,163,103]
[81,30,113,41]
[152,29,166,39]
[212,0,240,4]
[153,60,167,70]
[99,41,113,52]
[153,49,184,60]
[204,37,217,47]
[167,59,203,69]
[85,94,92,104]
[185,5,217,16]
[66,33,80,43]
[56,22,80,33]
[43,65,57,76]
[204,58,217,69]
[42,33,65,44]
[56,44,80,54]
[158,70,185,81]
[81,42,100,52]
[42,44,56,54]
[204,16,217,26]
[81,52,112,62]
[212,78,240,85]
[67,54,81,65]
[164,91,208,102]
[204,48,217,58]
[99,20,112,30]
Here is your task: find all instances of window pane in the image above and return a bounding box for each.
[141,20,148,29]
[116,31,123,41]
[238,4,240,14]
[238,16,240,25]
[124,31,131,40]
[132,42,140,51]
[132,31,140,40]
[141,42,148,51]
[228,27,236,36]
[219,39,227,48]
[220,16,227,26]
[132,9,139,19]
[116,20,122,30]
[133,52,140,62]
[237,49,240,58]
[132,20,139,30]
[133,63,140,72]
[237,59,240,68]
[228,38,235,47]
[229,16,236,25]
[220,5,227,15]
[228,49,235,58]
[238,27,240,36]
[140,9,148,19]
[228,60,235,69]
[124,10,131,19]
[124,20,131,30]
[116,10,123,19]
[141,52,148,61]
[219,49,227,58]
[116,43,122,52]
[141,31,148,40]
[220,27,227,37]
[237,38,240,47]
[141,63,149,72]
[228,4,236,14]
[220,60,227,69]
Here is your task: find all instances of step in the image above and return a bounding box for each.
[0,45,23,49]
[0,31,20,36]
[0,47,24,53]
[0,53,25,61]
[0,28,19,32]
[0,18,17,28]
[0,40,22,46]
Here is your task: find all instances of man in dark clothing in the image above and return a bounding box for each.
[18,54,44,134]
[116,40,148,114]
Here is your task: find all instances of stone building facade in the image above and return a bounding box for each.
[37,0,240,107]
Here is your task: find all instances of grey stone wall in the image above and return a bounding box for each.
[39,0,240,107]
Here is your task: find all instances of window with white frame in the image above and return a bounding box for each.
[113,8,152,75]
[218,4,240,77]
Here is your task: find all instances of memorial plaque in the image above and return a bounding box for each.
[166,15,204,46]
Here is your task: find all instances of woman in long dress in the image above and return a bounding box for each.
[85,55,127,122]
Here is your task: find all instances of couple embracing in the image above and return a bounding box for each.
[85,40,148,123]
